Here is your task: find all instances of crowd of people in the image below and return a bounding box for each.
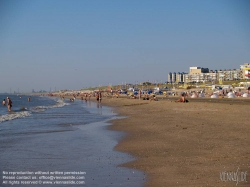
[3,86,249,113]
[43,86,250,106]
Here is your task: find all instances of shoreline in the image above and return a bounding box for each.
[0,96,145,187]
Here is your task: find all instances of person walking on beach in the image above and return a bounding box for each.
[110,88,113,97]
[98,91,102,103]
[96,92,99,101]
[84,93,88,101]
[2,99,6,106]
[139,89,141,100]
[7,97,12,111]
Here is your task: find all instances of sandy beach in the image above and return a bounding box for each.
[57,93,249,186]
[96,96,250,187]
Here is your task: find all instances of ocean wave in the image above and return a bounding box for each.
[0,111,31,123]
[0,99,69,123]
[31,99,69,113]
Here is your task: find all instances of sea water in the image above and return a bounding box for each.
[0,94,145,187]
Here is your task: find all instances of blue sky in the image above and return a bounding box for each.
[0,0,249,92]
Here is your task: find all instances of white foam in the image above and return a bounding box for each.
[0,111,31,123]
[0,99,69,123]
[31,99,69,112]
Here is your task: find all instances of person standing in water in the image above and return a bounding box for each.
[28,97,31,102]
[7,97,12,111]
[98,91,102,103]
[2,99,6,106]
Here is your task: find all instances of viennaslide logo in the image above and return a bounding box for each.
[220,167,247,186]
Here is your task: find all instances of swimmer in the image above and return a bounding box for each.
[2,99,6,106]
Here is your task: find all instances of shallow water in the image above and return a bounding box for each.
[0,95,145,186]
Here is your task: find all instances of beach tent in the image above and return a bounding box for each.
[211,93,219,98]
[242,93,250,98]
[227,92,236,98]
[199,93,205,98]
[191,94,197,98]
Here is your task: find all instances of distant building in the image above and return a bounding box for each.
[168,72,177,83]
[168,72,173,83]
[206,70,217,82]
[240,63,250,80]
[176,72,187,83]
[169,64,247,84]
[168,72,187,83]
[217,69,241,81]
[232,69,241,80]
[172,72,176,83]
[189,67,209,75]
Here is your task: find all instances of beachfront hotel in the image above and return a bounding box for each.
[168,63,250,83]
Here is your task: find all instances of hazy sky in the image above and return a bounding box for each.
[0,0,250,93]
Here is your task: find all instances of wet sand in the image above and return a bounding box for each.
[98,97,250,187]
